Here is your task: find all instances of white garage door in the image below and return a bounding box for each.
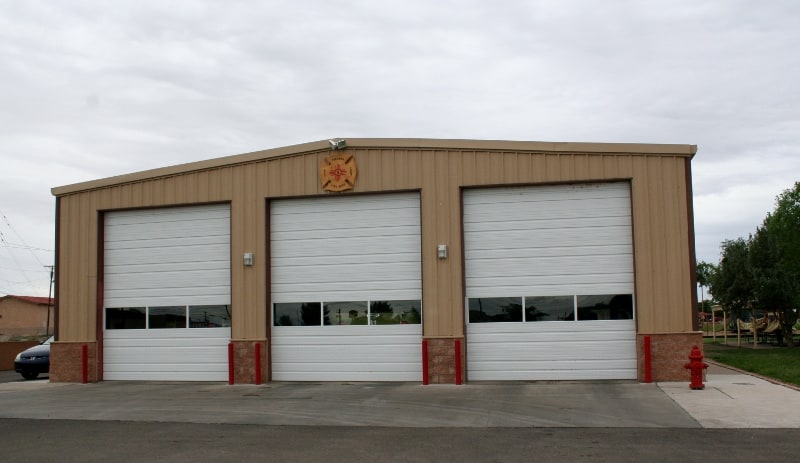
[271,193,422,381]
[103,204,231,381]
[464,182,636,381]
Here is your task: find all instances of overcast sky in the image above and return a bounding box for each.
[1,0,798,297]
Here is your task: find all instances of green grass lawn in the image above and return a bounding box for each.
[703,340,800,387]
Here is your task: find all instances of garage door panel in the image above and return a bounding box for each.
[466,342,636,362]
[104,328,230,381]
[105,244,230,264]
[470,368,636,381]
[271,193,422,381]
[272,326,422,381]
[272,220,420,238]
[464,214,632,231]
[274,362,420,374]
[466,277,634,297]
[273,262,422,284]
[467,243,633,259]
[466,320,634,334]
[103,204,231,381]
[106,220,230,242]
[273,371,422,382]
[467,333,636,345]
[467,358,636,371]
[106,269,230,290]
[464,183,636,381]
[101,371,229,381]
[272,235,421,258]
[465,226,632,247]
[465,255,634,276]
[274,290,421,305]
[105,287,231,308]
[269,252,420,268]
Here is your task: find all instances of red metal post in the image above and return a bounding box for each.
[454,339,462,385]
[81,344,88,384]
[422,339,429,385]
[254,342,262,386]
[644,335,652,383]
[228,342,234,385]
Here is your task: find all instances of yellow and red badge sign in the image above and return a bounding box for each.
[320,153,357,192]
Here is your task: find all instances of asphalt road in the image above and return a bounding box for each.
[0,369,43,383]
[0,419,797,463]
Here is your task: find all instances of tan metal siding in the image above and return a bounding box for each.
[54,144,695,345]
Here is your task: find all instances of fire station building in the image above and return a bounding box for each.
[50,138,699,384]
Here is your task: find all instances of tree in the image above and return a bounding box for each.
[696,261,717,312]
[749,223,796,346]
[760,182,800,345]
[709,237,756,322]
[709,182,800,348]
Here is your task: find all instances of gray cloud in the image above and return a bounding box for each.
[1,0,798,295]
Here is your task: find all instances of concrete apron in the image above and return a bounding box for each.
[1,366,799,428]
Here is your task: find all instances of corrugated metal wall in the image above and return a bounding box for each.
[54,145,693,342]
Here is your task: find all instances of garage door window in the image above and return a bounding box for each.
[274,300,421,326]
[149,306,187,329]
[468,295,633,323]
[106,305,231,329]
[106,307,146,329]
[189,305,232,328]
[576,294,633,320]
[467,297,522,323]
[525,296,575,322]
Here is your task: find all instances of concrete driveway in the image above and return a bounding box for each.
[1,362,799,429]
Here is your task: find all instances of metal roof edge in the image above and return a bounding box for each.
[51,138,697,196]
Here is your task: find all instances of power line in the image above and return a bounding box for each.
[0,243,53,252]
[0,209,45,266]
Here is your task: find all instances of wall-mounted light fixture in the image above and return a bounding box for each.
[437,244,448,260]
[328,138,346,150]
[243,252,254,267]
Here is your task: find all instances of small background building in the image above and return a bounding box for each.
[50,138,699,384]
[0,295,53,341]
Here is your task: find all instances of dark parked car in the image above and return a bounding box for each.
[14,336,52,380]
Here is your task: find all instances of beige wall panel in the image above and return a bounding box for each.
[392,149,409,189]
[460,151,476,185]
[503,152,518,183]
[230,163,265,339]
[420,151,439,334]
[474,151,493,185]
[530,154,547,183]
[630,157,654,332]
[587,154,605,178]
[267,160,282,197]
[558,153,575,179]
[365,149,381,192]
[446,153,465,336]
[434,151,456,336]
[516,153,533,182]
[303,154,318,193]
[55,142,696,346]
[663,157,692,330]
[574,153,590,179]
[58,194,97,342]
[545,153,561,180]
[630,156,693,333]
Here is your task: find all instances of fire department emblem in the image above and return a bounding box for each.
[320,153,357,192]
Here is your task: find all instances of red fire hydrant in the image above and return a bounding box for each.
[684,345,708,390]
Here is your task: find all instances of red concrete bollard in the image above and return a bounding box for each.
[683,345,708,390]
